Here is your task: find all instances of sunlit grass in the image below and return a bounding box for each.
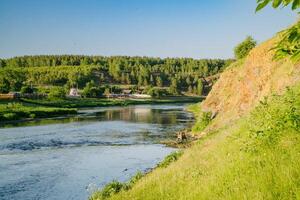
[90,84,300,200]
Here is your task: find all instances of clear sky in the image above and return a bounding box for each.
[0,0,298,59]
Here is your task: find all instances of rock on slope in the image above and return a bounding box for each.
[201,35,300,129]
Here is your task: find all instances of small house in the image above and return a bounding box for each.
[69,88,80,97]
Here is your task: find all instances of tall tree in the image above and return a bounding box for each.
[197,80,203,96]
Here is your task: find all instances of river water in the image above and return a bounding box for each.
[0,104,194,200]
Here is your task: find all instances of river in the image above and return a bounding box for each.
[0,104,194,200]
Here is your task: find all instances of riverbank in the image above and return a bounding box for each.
[20,96,203,108]
[0,96,201,123]
[89,84,300,200]
[0,103,77,122]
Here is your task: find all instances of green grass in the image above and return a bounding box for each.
[21,96,203,108]
[90,84,300,200]
[0,103,77,122]
[187,103,212,133]
[89,171,144,200]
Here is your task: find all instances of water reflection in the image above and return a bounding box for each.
[0,104,193,128]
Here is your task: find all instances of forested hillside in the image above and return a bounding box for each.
[0,56,233,95]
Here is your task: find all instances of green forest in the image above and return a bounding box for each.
[0,55,233,97]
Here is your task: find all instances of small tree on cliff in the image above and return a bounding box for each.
[234,36,257,59]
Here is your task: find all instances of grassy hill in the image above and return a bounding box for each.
[89,23,300,200]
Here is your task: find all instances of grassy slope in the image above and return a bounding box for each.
[91,84,300,200]
[90,26,300,199]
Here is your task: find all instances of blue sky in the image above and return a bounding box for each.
[0,0,298,59]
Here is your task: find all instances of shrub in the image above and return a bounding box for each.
[192,111,212,133]
[99,181,124,199]
[147,87,168,98]
[89,171,145,200]
[158,151,183,168]
[48,87,66,99]
[234,36,257,59]
[82,86,104,98]
[127,171,143,187]
[246,86,300,150]
[29,113,36,118]
[3,113,18,120]
[20,85,34,94]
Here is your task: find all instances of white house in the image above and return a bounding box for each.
[69,88,80,97]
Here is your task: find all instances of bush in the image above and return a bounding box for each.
[99,181,125,199]
[82,81,105,98]
[3,112,18,120]
[20,85,34,94]
[246,86,300,150]
[128,171,143,186]
[158,151,183,168]
[48,87,66,99]
[234,36,257,59]
[82,86,104,98]
[29,113,36,118]
[192,111,212,133]
[147,87,168,98]
[89,171,145,200]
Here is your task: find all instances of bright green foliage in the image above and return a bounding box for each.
[246,85,300,150]
[197,80,203,95]
[101,84,300,200]
[128,171,144,186]
[48,87,66,99]
[146,87,168,98]
[168,78,179,95]
[94,181,124,199]
[20,85,34,94]
[3,112,18,120]
[256,1,300,63]
[234,36,257,59]
[0,103,76,121]
[256,0,300,12]
[0,55,234,95]
[82,81,105,98]
[157,151,183,168]
[90,149,182,200]
[89,171,144,200]
[273,21,300,62]
[192,111,212,133]
[0,68,25,92]
[21,96,202,108]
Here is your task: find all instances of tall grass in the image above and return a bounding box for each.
[92,84,300,200]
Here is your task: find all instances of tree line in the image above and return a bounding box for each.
[0,55,234,96]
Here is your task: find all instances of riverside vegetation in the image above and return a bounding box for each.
[89,19,300,199]
[0,102,76,121]
[0,55,229,122]
[89,83,300,200]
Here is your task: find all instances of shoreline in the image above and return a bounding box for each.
[0,97,203,124]
[89,103,199,199]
